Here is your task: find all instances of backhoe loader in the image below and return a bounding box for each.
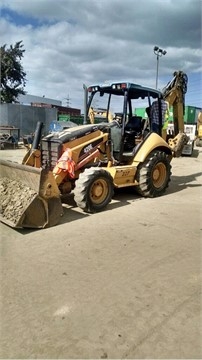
[0,77,188,229]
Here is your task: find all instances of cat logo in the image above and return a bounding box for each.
[83,143,93,153]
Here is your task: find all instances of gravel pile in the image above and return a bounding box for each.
[0,178,37,224]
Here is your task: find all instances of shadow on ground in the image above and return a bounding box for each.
[14,168,201,235]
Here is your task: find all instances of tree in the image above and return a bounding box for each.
[1,41,27,103]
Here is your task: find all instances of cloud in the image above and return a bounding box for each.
[0,0,201,108]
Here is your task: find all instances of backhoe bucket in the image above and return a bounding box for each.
[0,160,63,229]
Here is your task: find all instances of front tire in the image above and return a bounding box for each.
[74,168,114,213]
[135,150,171,197]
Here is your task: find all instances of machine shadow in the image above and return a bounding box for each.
[16,189,142,235]
[167,171,202,195]
[16,170,201,235]
[59,188,141,225]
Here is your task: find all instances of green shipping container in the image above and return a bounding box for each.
[58,114,70,121]
[134,106,200,125]
[185,106,200,124]
[134,108,147,118]
[170,106,200,124]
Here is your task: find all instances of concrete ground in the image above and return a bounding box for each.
[0,145,201,359]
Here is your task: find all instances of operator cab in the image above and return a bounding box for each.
[87,81,162,163]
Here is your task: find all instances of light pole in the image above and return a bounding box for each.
[153,46,167,89]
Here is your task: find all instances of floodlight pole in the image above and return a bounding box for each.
[153,46,167,89]
[83,84,88,124]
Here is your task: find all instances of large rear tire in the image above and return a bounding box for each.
[135,150,172,197]
[74,168,114,213]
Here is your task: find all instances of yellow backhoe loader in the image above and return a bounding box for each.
[195,111,202,147]
[0,77,188,229]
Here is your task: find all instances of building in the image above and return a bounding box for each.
[18,94,81,116]
[18,94,62,107]
[0,94,82,138]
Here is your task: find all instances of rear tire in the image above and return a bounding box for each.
[74,168,114,213]
[135,150,171,197]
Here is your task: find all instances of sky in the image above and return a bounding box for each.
[0,0,202,111]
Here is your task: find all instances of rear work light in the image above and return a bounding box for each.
[88,86,99,92]
[112,83,127,90]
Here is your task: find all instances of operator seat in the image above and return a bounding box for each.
[124,116,142,134]
[109,116,145,162]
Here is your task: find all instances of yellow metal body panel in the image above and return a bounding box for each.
[22,148,41,168]
[69,132,108,164]
[53,130,109,185]
[61,128,105,151]
[106,165,137,187]
[132,133,172,164]
[105,133,172,188]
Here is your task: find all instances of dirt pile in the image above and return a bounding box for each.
[0,178,37,224]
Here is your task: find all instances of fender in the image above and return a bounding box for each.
[133,132,172,164]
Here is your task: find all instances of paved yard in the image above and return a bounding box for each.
[0,146,201,359]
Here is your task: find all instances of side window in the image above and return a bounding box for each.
[130,99,150,119]
[108,95,124,118]
[90,92,109,121]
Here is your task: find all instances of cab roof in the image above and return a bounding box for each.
[88,81,161,99]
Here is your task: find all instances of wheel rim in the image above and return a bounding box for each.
[152,162,167,188]
[90,179,109,204]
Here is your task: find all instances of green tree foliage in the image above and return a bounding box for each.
[1,41,27,103]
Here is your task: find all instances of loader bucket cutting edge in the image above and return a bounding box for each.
[0,159,63,229]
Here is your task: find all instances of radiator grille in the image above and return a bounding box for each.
[41,140,62,170]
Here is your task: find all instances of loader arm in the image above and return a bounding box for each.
[39,124,112,191]
[52,131,109,186]
[22,121,44,168]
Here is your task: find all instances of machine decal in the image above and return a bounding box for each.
[80,138,103,159]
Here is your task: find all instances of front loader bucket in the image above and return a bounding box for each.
[0,160,63,229]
